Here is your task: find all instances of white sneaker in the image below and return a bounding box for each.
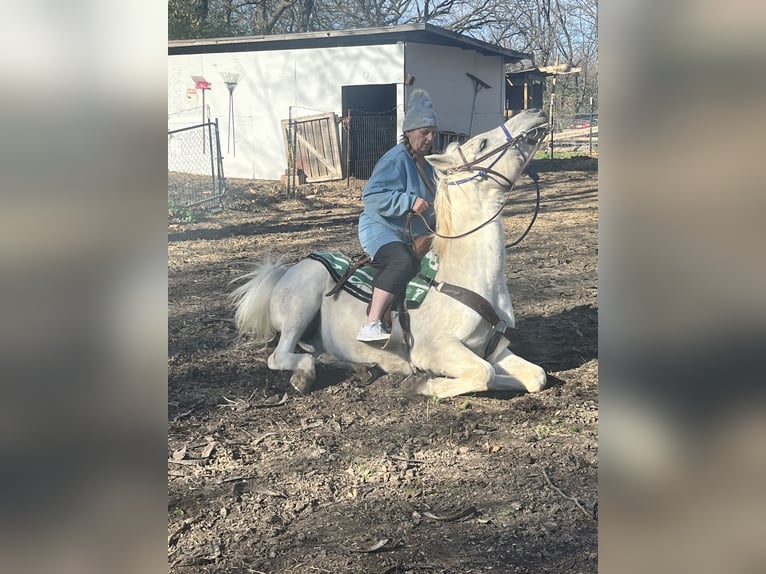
[356,320,390,342]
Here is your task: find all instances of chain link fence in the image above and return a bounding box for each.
[168,120,226,209]
[544,112,599,156]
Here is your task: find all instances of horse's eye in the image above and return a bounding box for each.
[479,139,487,151]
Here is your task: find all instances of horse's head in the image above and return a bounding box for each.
[426,109,549,188]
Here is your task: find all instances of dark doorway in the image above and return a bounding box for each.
[341,84,397,180]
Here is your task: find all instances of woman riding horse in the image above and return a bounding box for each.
[356,89,438,342]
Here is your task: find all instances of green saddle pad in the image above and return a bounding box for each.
[308,250,439,308]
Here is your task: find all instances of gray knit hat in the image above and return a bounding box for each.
[403,89,438,132]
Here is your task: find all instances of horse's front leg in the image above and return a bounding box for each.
[489,346,547,393]
[413,340,495,399]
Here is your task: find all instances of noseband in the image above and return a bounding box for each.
[448,123,549,187]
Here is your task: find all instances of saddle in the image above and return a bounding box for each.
[310,242,436,353]
[325,236,432,299]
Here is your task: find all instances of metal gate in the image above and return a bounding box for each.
[168,120,226,209]
[342,108,397,180]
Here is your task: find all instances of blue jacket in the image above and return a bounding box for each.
[358,143,436,258]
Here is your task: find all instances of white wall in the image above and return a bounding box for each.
[404,43,506,137]
[168,44,404,180]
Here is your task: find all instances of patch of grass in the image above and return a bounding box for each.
[529,154,598,173]
[534,150,588,160]
[168,198,200,223]
[534,417,581,438]
[347,462,377,482]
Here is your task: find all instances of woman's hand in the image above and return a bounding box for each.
[412,197,430,214]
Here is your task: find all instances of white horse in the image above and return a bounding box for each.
[231,109,550,399]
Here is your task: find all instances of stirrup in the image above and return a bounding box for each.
[382,311,404,351]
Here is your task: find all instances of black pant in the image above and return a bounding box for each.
[372,241,420,307]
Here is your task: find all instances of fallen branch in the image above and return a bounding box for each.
[388,455,424,464]
[350,538,404,553]
[255,392,289,408]
[252,486,286,497]
[422,506,477,522]
[541,467,595,520]
[252,431,278,446]
[380,562,441,573]
[201,315,234,324]
[215,474,253,485]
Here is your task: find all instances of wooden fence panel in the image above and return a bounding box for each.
[281,113,343,182]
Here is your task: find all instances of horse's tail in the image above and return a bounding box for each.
[230,255,288,344]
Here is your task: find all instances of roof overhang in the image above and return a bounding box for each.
[169,23,530,63]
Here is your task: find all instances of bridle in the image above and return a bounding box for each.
[448,123,547,188]
[409,122,549,244]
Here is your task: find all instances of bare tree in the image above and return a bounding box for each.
[168,0,598,116]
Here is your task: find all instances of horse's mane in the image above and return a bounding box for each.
[432,172,455,256]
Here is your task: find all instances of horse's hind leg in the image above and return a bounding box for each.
[267,262,326,394]
[269,325,317,394]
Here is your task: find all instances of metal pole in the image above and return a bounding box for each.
[548,88,555,159]
[227,92,232,153]
[202,90,206,154]
[207,120,215,195]
[214,118,225,202]
[345,110,351,188]
[548,59,558,159]
[231,92,236,157]
[286,106,292,196]
[290,110,298,197]
[588,96,594,156]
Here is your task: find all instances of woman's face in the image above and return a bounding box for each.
[407,127,437,156]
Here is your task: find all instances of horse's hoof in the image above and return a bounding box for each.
[416,381,435,397]
[402,372,432,396]
[290,371,314,395]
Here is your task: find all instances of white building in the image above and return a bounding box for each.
[168,23,530,181]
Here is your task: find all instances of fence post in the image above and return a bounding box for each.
[345,110,351,188]
[214,118,225,202]
[207,121,216,192]
[291,112,298,197]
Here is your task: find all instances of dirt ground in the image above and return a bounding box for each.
[168,156,598,573]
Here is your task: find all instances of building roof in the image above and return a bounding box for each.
[505,61,581,78]
[168,23,530,63]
